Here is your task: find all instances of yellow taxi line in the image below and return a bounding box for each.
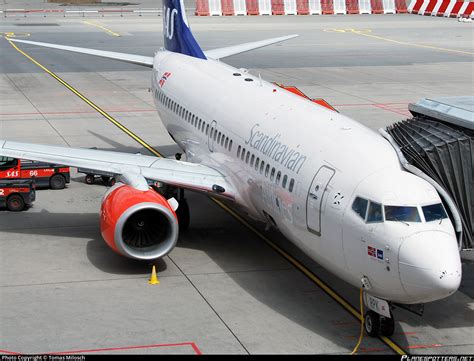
[82,20,121,37]
[323,28,473,56]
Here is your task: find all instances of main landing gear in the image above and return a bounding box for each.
[175,188,190,231]
[152,182,190,231]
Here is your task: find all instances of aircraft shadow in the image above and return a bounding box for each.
[87,130,182,158]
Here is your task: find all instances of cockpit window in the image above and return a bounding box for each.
[367,201,383,223]
[385,206,421,223]
[422,203,448,222]
[352,197,368,220]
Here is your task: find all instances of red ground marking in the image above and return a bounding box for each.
[359,346,387,353]
[0,109,156,116]
[407,344,443,349]
[372,103,411,117]
[334,102,410,107]
[0,342,202,355]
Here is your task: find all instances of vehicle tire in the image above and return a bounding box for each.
[85,174,95,185]
[364,311,380,337]
[176,198,190,231]
[108,177,116,187]
[7,194,25,212]
[380,314,395,336]
[50,174,66,190]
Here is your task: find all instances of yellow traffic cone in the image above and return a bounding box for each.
[148,265,160,285]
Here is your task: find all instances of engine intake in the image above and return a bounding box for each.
[100,184,179,260]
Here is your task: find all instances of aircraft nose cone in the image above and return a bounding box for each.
[399,231,461,303]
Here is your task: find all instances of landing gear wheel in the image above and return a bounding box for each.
[380,313,395,336]
[50,174,66,190]
[108,177,116,187]
[364,311,380,337]
[7,194,25,212]
[85,174,95,185]
[176,198,190,231]
[101,176,110,185]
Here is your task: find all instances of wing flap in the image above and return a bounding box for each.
[204,34,298,60]
[8,38,154,68]
[0,140,235,199]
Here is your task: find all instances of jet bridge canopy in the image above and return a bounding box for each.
[386,96,473,251]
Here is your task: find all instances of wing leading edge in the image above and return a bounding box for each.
[204,34,299,60]
[8,38,154,67]
[0,140,235,200]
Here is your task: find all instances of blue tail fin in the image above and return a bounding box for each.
[163,0,206,60]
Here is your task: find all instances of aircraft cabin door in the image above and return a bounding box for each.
[306,166,335,236]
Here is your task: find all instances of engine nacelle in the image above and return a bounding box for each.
[100,184,179,260]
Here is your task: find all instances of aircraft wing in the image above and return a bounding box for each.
[204,34,298,60]
[0,140,235,199]
[8,38,154,68]
[8,35,299,64]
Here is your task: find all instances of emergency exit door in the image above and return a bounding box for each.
[306,166,335,236]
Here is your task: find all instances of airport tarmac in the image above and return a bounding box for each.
[0,13,473,355]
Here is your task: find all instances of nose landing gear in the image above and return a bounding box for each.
[362,290,395,337]
[364,310,395,337]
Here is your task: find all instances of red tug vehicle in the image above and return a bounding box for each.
[0,179,36,211]
[0,157,70,190]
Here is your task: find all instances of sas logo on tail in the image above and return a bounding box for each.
[163,6,178,40]
[159,72,172,88]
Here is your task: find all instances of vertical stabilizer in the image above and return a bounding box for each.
[163,0,207,60]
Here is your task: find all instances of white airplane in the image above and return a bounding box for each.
[0,0,462,337]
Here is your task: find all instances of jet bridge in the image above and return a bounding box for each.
[382,96,473,254]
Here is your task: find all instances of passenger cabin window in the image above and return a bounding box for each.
[367,201,383,223]
[422,203,448,222]
[282,175,288,189]
[352,197,368,220]
[237,146,241,158]
[289,179,295,192]
[385,206,421,223]
[276,171,281,185]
